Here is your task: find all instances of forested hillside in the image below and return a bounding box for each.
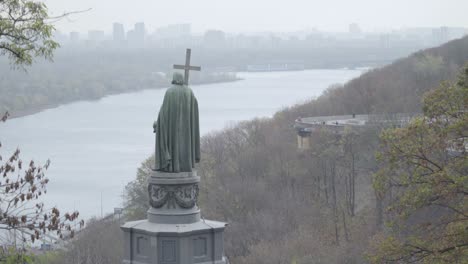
[56,37,468,263]
[288,36,468,116]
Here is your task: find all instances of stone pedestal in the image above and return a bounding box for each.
[121,171,228,264]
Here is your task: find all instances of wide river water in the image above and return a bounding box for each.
[0,69,363,220]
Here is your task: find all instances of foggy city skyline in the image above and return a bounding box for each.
[44,0,468,34]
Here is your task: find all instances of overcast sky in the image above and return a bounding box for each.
[43,0,468,34]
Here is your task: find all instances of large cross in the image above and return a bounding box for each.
[173,48,201,85]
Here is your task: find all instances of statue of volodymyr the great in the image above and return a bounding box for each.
[153,72,200,173]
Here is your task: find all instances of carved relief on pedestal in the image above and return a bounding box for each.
[149,183,199,209]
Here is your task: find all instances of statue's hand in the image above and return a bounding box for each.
[153,121,157,133]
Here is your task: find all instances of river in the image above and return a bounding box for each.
[0,69,363,220]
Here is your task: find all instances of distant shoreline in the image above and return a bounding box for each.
[8,78,241,120]
[6,67,365,120]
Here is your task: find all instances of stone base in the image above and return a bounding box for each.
[121,219,228,264]
[147,171,201,224]
[122,170,228,263]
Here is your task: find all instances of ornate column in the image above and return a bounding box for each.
[121,170,228,264]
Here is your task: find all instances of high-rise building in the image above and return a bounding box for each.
[113,23,125,41]
[432,26,449,44]
[204,30,226,48]
[135,22,146,40]
[152,24,192,48]
[128,22,146,48]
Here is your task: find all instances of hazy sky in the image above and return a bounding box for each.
[43,0,468,34]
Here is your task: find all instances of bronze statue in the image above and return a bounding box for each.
[153,72,200,172]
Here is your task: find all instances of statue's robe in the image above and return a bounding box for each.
[154,84,200,172]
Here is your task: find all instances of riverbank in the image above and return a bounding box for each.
[6,77,241,119]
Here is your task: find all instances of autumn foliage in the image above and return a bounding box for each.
[370,66,467,263]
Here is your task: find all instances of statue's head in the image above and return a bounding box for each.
[172,72,184,85]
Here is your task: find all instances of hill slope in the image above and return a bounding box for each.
[286,36,468,118]
[196,36,468,263]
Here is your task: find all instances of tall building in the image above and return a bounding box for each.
[87,30,105,48]
[432,26,449,45]
[204,30,226,48]
[113,23,125,41]
[128,22,145,48]
[135,22,146,40]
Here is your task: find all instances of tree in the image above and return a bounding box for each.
[370,66,468,263]
[0,248,34,264]
[0,0,83,256]
[0,111,83,251]
[0,0,60,66]
[53,217,123,264]
[123,156,154,220]
[0,137,83,246]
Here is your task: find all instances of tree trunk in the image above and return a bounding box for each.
[331,161,339,245]
[342,207,350,242]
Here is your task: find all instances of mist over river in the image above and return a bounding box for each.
[0,69,363,220]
